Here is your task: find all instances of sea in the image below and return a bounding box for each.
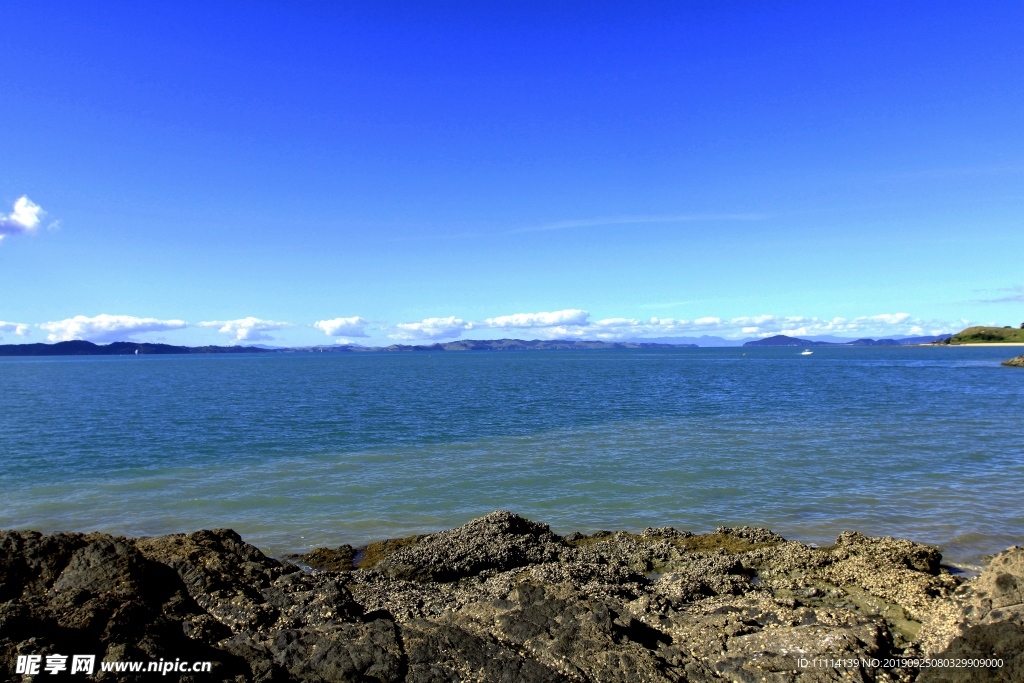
[2,346,1022,567]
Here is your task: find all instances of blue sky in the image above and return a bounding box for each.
[1,1,1022,345]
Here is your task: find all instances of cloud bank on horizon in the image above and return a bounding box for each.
[3,308,956,345]
[39,315,188,343]
[483,309,589,328]
[314,317,369,339]
[444,309,949,341]
[197,317,294,342]
[390,316,473,341]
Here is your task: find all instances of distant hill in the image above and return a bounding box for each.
[744,334,953,348]
[624,335,744,347]
[320,338,697,352]
[0,340,274,356]
[6,333,964,356]
[743,335,832,347]
[943,326,1024,345]
[844,338,901,346]
[845,335,952,346]
[890,334,953,345]
[0,338,703,356]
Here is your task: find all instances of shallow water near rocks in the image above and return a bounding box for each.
[1,346,1022,565]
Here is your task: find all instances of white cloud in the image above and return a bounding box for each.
[508,325,577,338]
[381,311,956,343]
[0,196,44,240]
[510,312,952,341]
[39,314,188,342]
[478,313,743,340]
[745,313,932,339]
[861,312,911,325]
[484,309,590,328]
[0,321,30,340]
[593,317,640,327]
[198,317,293,342]
[390,316,472,340]
[314,316,369,338]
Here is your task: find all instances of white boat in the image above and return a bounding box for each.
[800,349,813,355]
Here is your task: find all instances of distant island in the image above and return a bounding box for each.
[742,334,951,347]
[3,334,981,356]
[0,340,270,356]
[743,335,832,347]
[939,325,1024,345]
[0,338,697,356]
[335,339,696,352]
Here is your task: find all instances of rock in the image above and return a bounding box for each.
[654,552,753,601]
[917,546,1024,682]
[0,529,251,681]
[3,514,1019,682]
[288,545,356,572]
[266,617,404,682]
[975,545,1024,608]
[714,525,787,544]
[135,528,303,633]
[371,510,564,582]
[400,620,566,683]
[641,526,693,540]
[448,581,687,682]
[1002,355,1024,367]
[830,530,942,575]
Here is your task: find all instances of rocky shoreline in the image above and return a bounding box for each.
[2,511,1021,682]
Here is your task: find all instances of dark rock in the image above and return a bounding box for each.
[714,525,786,544]
[831,530,942,575]
[3,514,1020,682]
[641,526,693,540]
[401,621,565,683]
[288,545,356,572]
[919,546,1024,681]
[0,530,252,681]
[919,621,1024,682]
[656,552,753,600]
[373,510,564,582]
[267,617,404,682]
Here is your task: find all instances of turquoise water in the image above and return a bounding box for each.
[2,347,1023,566]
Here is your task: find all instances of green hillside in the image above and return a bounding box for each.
[946,326,1024,344]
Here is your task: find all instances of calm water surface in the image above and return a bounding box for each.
[2,347,1022,566]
